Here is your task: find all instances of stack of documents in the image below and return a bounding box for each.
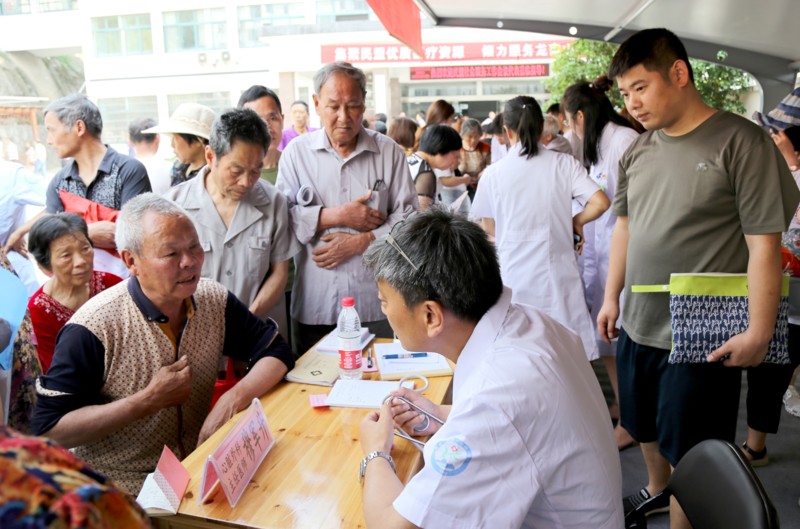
[315,327,375,353]
[374,342,453,380]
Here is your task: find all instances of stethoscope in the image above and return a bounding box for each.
[382,375,445,450]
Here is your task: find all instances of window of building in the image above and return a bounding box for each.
[167,92,230,115]
[401,83,478,98]
[37,0,76,11]
[0,1,31,15]
[316,0,376,23]
[239,2,305,47]
[482,80,546,95]
[96,96,158,146]
[91,14,152,56]
[163,8,226,52]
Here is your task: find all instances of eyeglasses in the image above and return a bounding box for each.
[385,219,419,272]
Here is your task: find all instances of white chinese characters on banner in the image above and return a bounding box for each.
[322,40,571,64]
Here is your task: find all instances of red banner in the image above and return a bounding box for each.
[366,0,423,57]
[321,40,572,64]
[410,64,550,80]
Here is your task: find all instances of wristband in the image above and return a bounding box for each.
[359,450,395,484]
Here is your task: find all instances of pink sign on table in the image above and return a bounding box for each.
[199,398,275,508]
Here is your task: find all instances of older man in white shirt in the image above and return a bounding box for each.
[276,62,417,355]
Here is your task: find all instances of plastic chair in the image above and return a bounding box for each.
[626,439,780,529]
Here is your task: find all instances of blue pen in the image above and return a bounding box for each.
[382,353,428,360]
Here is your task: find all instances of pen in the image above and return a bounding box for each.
[367,345,374,369]
[382,353,428,360]
[372,179,384,191]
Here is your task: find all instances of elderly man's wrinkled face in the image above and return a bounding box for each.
[206,140,264,202]
[132,211,204,307]
[314,72,365,149]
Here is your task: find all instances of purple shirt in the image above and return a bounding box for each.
[279,126,317,151]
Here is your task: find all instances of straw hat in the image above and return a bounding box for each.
[143,103,216,140]
[752,87,800,131]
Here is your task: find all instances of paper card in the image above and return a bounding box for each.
[135,446,189,515]
[309,394,329,408]
[154,445,190,509]
[199,398,275,508]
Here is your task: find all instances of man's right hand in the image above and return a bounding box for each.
[142,355,193,412]
[597,300,620,344]
[337,191,386,232]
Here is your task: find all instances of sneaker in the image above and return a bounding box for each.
[623,487,670,517]
[784,386,800,417]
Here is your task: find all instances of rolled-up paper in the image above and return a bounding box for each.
[296,185,314,206]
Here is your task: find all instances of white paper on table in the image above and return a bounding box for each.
[325,379,414,409]
[315,327,374,353]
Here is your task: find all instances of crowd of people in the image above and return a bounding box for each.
[0,26,799,529]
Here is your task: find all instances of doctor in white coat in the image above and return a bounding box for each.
[358,210,623,529]
[564,78,640,448]
[471,95,610,360]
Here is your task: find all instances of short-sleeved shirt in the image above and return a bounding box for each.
[164,167,301,307]
[276,127,417,324]
[393,288,623,529]
[613,111,800,349]
[45,146,151,213]
[471,143,601,358]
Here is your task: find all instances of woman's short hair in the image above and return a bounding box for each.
[419,125,462,155]
[29,213,90,271]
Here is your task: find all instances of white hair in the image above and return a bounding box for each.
[115,193,191,254]
[542,114,561,138]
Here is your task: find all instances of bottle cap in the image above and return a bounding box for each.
[341,297,355,307]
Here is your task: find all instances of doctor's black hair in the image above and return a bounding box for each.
[363,209,503,323]
[563,77,636,165]
[503,95,543,159]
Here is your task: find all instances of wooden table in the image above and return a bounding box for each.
[158,339,452,529]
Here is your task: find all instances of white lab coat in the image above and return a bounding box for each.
[580,123,639,356]
[472,143,600,359]
[393,289,624,528]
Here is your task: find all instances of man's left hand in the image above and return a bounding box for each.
[360,403,395,455]
[707,329,769,367]
[197,391,240,445]
[312,232,371,270]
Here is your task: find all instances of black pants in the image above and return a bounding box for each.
[746,323,800,433]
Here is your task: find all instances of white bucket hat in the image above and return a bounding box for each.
[143,103,216,140]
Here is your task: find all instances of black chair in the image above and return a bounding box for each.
[626,439,780,529]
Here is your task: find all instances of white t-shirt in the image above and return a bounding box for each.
[393,288,623,529]
[472,143,601,359]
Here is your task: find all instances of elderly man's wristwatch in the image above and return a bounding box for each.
[359,451,395,484]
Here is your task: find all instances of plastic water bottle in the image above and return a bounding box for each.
[337,297,363,380]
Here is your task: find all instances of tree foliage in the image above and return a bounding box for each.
[544,39,754,115]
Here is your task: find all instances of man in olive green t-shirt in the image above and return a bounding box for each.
[598,29,799,528]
